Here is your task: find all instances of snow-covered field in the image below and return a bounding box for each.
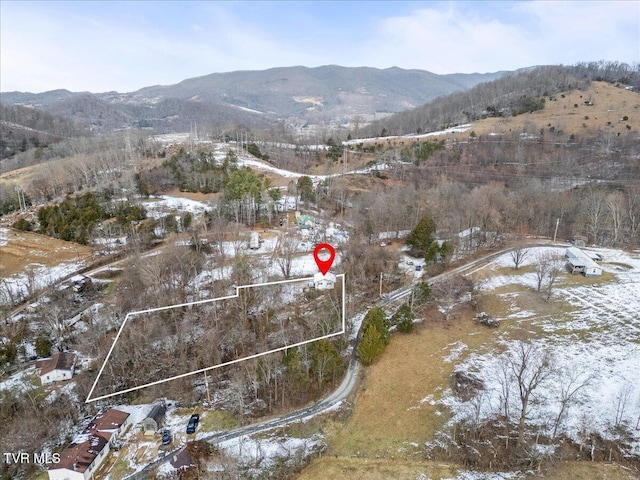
[218,433,323,473]
[0,227,8,247]
[143,195,213,219]
[430,247,640,456]
[0,261,86,306]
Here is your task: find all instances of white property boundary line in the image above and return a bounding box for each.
[86,274,346,403]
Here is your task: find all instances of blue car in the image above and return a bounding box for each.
[186,414,199,434]
[161,430,172,445]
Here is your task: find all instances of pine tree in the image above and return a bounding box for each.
[406,215,437,256]
[361,307,389,345]
[357,325,385,366]
[392,304,415,333]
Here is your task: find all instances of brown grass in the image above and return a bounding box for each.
[296,257,640,479]
[296,458,639,480]
[297,457,461,480]
[0,228,92,277]
[325,306,497,459]
[460,81,640,139]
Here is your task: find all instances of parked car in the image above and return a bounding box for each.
[186,413,200,434]
[161,430,172,445]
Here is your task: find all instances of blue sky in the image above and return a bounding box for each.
[1,1,638,93]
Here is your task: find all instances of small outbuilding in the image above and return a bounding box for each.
[572,235,588,247]
[141,403,167,435]
[296,214,316,230]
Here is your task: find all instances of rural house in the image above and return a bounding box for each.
[141,403,167,435]
[565,247,602,277]
[314,272,336,290]
[37,352,76,385]
[48,408,131,480]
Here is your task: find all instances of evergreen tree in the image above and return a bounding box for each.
[35,336,52,357]
[297,176,314,203]
[357,324,386,366]
[392,304,415,333]
[406,215,437,256]
[361,307,389,345]
[310,339,344,388]
[412,282,432,306]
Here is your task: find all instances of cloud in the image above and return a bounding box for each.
[358,1,639,73]
[1,1,637,93]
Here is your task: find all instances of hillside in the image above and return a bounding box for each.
[0,103,89,160]
[1,66,506,134]
[361,62,640,137]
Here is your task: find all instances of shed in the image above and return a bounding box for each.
[572,235,588,247]
[141,403,166,435]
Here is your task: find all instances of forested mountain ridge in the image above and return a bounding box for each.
[1,66,507,134]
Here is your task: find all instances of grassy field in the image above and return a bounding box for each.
[298,457,639,480]
[0,227,91,278]
[459,81,639,139]
[324,304,497,459]
[296,250,639,479]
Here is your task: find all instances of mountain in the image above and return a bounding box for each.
[1,66,507,134]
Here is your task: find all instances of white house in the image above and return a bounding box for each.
[48,409,130,480]
[314,272,336,290]
[37,352,76,385]
[565,247,602,277]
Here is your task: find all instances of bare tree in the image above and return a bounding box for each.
[510,245,530,270]
[605,192,625,246]
[582,188,606,245]
[503,341,555,448]
[274,232,300,279]
[551,367,593,440]
[533,251,564,300]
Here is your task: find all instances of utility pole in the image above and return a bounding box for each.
[343,146,348,174]
[553,218,560,243]
[379,272,383,298]
[203,372,211,407]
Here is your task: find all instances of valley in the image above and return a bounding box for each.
[1,62,639,480]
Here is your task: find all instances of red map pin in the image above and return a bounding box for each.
[313,243,336,275]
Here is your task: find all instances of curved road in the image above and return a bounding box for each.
[124,241,567,479]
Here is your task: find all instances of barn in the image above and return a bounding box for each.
[565,247,602,277]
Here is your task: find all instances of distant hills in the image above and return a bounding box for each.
[0,66,507,134]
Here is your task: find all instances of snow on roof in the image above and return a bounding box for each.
[314,272,336,283]
[566,247,600,270]
[83,408,130,440]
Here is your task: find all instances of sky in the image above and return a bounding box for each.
[1,1,638,93]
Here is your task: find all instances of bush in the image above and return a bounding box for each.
[392,304,415,333]
[12,218,32,231]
